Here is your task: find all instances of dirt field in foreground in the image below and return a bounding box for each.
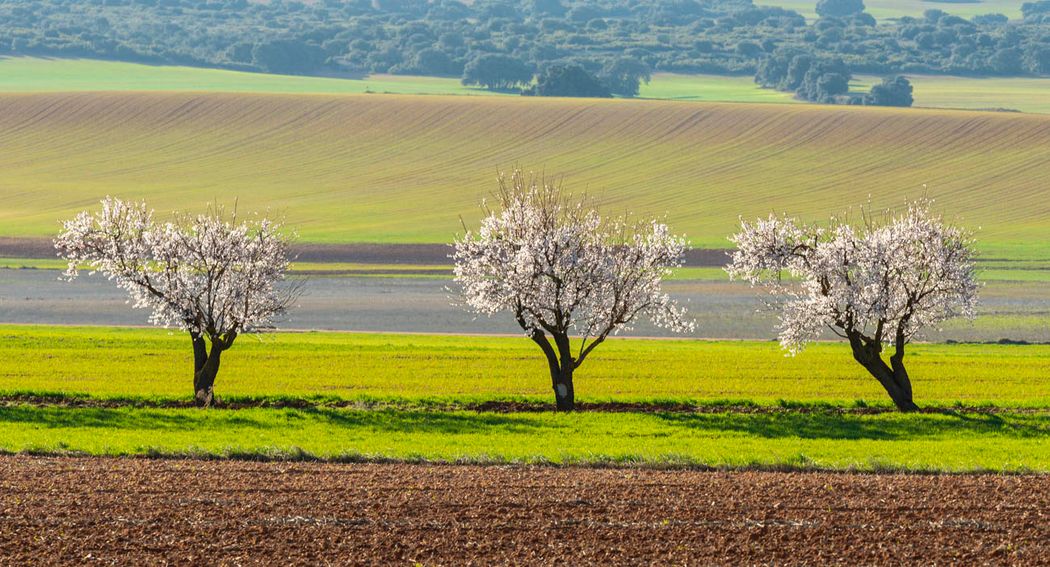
[0,457,1046,565]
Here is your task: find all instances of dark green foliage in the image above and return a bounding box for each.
[1023,1,1050,23]
[796,58,851,102]
[524,64,611,97]
[252,40,326,75]
[598,57,651,97]
[406,48,462,76]
[528,0,568,18]
[0,0,1047,91]
[461,54,533,90]
[865,75,914,106]
[756,51,852,103]
[816,0,866,19]
[1024,44,1050,73]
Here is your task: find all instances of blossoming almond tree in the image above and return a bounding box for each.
[55,197,298,407]
[452,170,694,411]
[726,200,979,411]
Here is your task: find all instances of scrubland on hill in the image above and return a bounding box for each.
[1,91,1049,259]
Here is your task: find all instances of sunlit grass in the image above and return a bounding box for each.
[3,325,1049,406]
[759,0,1025,20]
[1,405,1045,472]
[855,74,1050,114]
[0,56,489,96]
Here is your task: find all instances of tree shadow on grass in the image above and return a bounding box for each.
[299,408,554,435]
[0,406,555,436]
[655,411,1050,440]
[0,407,210,430]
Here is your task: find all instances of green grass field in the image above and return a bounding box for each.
[0,58,799,105]
[0,56,490,96]
[6,58,1050,116]
[3,405,1045,472]
[638,73,799,103]
[4,325,1050,406]
[1,325,1048,471]
[759,0,1026,20]
[854,74,1050,114]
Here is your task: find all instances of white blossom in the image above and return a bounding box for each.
[451,170,692,410]
[726,200,978,354]
[55,196,297,338]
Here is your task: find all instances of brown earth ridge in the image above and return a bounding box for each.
[0,456,1046,565]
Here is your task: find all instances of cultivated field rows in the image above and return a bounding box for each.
[1,93,1049,258]
[3,457,1046,564]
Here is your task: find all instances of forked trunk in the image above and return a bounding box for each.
[551,364,575,412]
[191,331,207,375]
[191,331,235,408]
[850,340,919,412]
[193,345,222,408]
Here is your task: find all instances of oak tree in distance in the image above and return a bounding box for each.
[726,199,979,411]
[452,169,694,411]
[55,197,299,407]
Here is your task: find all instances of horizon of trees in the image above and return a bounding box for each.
[0,0,1048,103]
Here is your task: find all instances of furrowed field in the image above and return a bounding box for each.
[1,92,1050,258]
[2,325,1048,472]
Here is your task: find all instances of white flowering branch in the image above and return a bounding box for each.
[726,199,979,411]
[452,169,693,411]
[55,197,299,406]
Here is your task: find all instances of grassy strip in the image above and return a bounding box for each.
[0,57,492,96]
[1,405,1045,472]
[761,0,1025,21]
[4,325,1049,407]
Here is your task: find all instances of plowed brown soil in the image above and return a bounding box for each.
[1,456,1046,565]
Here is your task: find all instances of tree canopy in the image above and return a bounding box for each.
[0,0,1047,91]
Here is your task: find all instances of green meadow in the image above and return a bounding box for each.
[0,56,489,96]
[4,325,1050,406]
[2,325,1048,471]
[2,405,1046,472]
[854,74,1050,114]
[6,57,1050,116]
[759,0,1026,20]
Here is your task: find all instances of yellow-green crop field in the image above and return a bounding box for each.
[1,91,1049,259]
[4,325,1049,406]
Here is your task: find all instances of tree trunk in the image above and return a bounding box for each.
[551,364,575,412]
[850,341,919,412]
[191,331,207,375]
[520,323,578,412]
[193,341,223,408]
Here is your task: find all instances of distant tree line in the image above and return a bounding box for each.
[1,0,1048,99]
[756,48,913,106]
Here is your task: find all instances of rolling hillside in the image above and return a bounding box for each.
[1,92,1048,258]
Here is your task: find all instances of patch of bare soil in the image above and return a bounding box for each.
[0,456,1045,565]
